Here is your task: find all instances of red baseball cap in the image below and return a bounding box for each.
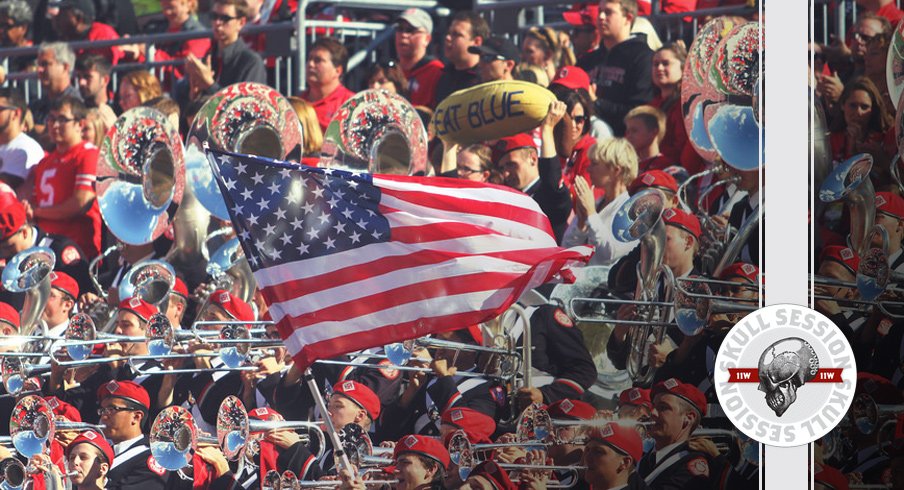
[172,277,189,299]
[0,197,25,241]
[629,170,678,195]
[562,3,599,27]
[332,380,381,421]
[51,271,79,300]
[394,434,451,470]
[718,262,759,284]
[209,289,255,322]
[820,245,860,275]
[618,387,653,411]
[97,380,151,410]
[468,460,516,490]
[547,399,596,420]
[588,422,643,462]
[441,407,496,444]
[661,208,702,240]
[46,396,82,422]
[814,464,849,490]
[0,302,20,330]
[248,406,283,421]
[68,430,114,466]
[652,378,707,417]
[551,66,591,92]
[492,133,536,163]
[876,192,904,220]
[118,297,159,323]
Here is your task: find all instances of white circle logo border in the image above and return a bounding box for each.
[714,304,857,447]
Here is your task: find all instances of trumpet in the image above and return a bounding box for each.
[217,396,325,461]
[150,406,219,472]
[673,277,759,336]
[0,457,25,490]
[525,404,652,445]
[9,396,106,459]
[448,430,586,488]
[263,469,398,489]
[338,423,394,470]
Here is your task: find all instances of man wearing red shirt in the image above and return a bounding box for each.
[301,37,355,133]
[394,8,443,109]
[26,97,102,258]
[50,0,124,65]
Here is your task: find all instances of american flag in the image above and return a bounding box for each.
[206,149,593,370]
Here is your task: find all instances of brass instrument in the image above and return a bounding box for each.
[673,277,759,335]
[186,82,302,220]
[150,406,219,472]
[849,393,904,436]
[0,457,25,490]
[1,247,55,338]
[217,395,324,461]
[9,396,105,459]
[97,107,185,245]
[320,89,428,176]
[612,189,674,386]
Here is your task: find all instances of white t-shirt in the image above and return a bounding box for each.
[0,132,45,180]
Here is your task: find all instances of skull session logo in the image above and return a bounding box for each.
[714,304,856,446]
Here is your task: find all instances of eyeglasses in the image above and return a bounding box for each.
[853,32,879,45]
[456,166,483,175]
[210,12,239,23]
[570,115,588,125]
[46,115,75,125]
[0,22,19,30]
[97,405,135,417]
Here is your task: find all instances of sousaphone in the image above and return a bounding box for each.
[320,89,429,175]
[97,107,185,245]
[185,82,303,220]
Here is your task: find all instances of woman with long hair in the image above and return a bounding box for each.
[549,84,597,199]
[648,42,704,174]
[288,96,324,167]
[828,77,895,178]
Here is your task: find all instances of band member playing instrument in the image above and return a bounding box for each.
[97,380,169,489]
[43,271,79,338]
[232,406,322,488]
[583,422,649,490]
[393,435,449,490]
[640,379,713,490]
[320,380,382,473]
[67,429,115,490]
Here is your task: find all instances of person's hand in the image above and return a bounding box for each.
[337,464,366,490]
[431,359,457,377]
[195,446,231,478]
[816,71,844,104]
[541,101,567,129]
[516,387,544,411]
[813,285,842,316]
[256,356,284,377]
[400,369,427,408]
[185,53,215,98]
[265,429,302,450]
[588,82,599,102]
[616,303,637,321]
[378,440,396,450]
[573,176,596,230]
[689,436,720,458]
[494,444,527,463]
[648,342,674,368]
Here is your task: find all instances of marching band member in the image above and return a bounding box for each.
[233,406,322,488]
[321,379,382,473]
[0,194,91,295]
[459,460,519,490]
[583,422,648,490]
[67,429,115,490]
[163,446,235,490]
[165,277,190,329]
[43,271,79,338]
[393,434,450,490]
[97,380,169,489]
[439,407,496,444]
[640,378,713,490]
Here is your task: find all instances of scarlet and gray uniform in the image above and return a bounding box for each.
[638,441,715,490]
[106,436,169,490]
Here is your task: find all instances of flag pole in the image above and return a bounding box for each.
[304,368,353,473]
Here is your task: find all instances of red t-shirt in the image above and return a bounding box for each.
[560,133,606,201]
[650,94,705,175]
[877,3,904,25]
[638,0,698,15]
[828,129,895,163]
[80,22,124,65]
[155,25,211,81]
[404,58,445,109]
[301,85,356,133]
[32,141,102,258]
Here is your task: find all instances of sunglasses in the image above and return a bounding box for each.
[570,115,588,124]
[210,12,239,22]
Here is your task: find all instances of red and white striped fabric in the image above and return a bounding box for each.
[208,149,593,371]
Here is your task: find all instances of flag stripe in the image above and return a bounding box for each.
[373,175,536,205]
[277,288,516,355]
[380,194,554,243]
[266,270,522,327]
[252,234,566,288]
[257,246,570,305]
[379,186,551,232]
